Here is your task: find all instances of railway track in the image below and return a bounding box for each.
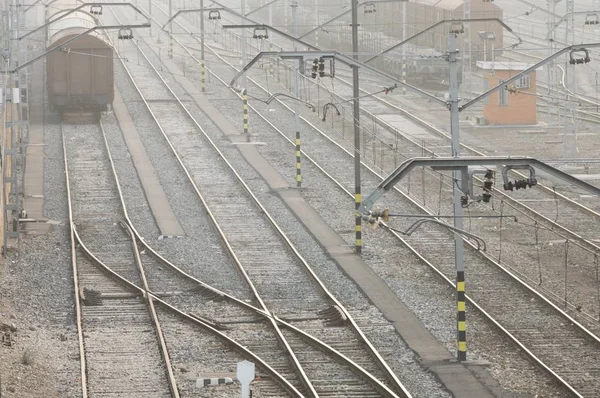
[142,3,600,395]
[62,120,177,397]
[101,5,417,397]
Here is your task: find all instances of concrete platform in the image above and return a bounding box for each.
[112,88,185,238]
[151,50,504,397]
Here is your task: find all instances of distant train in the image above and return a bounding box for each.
[46,0,114,119]
[381,48,463,91]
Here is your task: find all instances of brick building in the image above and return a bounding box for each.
[476,61,539,125]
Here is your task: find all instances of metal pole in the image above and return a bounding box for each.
[402,0,406,95]
[241,0,246,87]
[200,0,206,91]
[352,0,362,254]
[292,1,301,187]
[268,0,272,27]
[314,0,319,48]
[448,32,466,362]
[168,0,173,57]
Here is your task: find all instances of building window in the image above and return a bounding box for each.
[515,74,531,89]
[498,79,508,106]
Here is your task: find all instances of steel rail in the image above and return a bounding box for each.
[143,3,414,396]
[63,119,181,397]
[72,228,304,397]
[109,4,410,397]
[171,11,600,395]
[61,123,89,398]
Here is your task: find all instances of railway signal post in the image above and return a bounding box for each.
[351,0,362,254]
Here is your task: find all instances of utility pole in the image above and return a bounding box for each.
[241,0,246,88]
[292,1,301,187]
[200,0,206,91]
[168,0,173,57]
[351,0,362,254]
[314,0,319,48]
[402,0,406,95]
[563,0,577,160]
[461,0,472,116]
[546,0,559,126]
[448,32,467,362]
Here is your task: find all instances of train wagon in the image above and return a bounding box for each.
[46,1,114,118]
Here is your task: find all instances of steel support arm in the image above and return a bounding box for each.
[3,23,150,73]
[359,157,600,214]
[230,51,446,106]
[298,0,406,40]
[222,24,319,50]
[460,42,600,111]
[546,10,600,39]
[245,0,279,17]
[364,18,522,64]
[161,8,224,30]
[21,2,147,40]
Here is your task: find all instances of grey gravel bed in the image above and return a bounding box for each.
[0,115,81,398]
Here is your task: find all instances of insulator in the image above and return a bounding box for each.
[482,192,492,203]
[484,169,494,179]
[461,196,469,206]
[504,181,514,191]
[484,180,493,190]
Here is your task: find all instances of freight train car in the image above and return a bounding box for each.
[46,0,114,119]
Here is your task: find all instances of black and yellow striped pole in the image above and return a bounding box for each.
[268,43,273,77]
[295,132,302,187]
[243,89,249,135]
[402,61,406,95]
[355,191,362,253]
[352,0,362,254]
[457,271,466,361]
[200,0,206,92]
[201,61,206,92]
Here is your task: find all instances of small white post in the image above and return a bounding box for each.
[237,360,255,398]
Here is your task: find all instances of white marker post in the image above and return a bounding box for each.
[236,360,255,398]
